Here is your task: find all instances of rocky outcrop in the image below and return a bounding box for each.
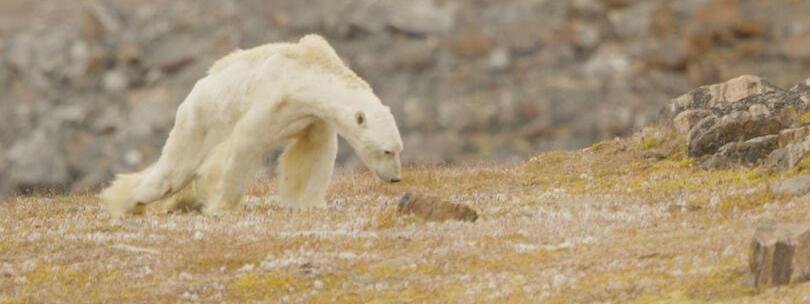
[662,76,810,169]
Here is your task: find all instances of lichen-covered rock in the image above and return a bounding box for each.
[792,78,810,101]
[659,75,810,169]
[660,75,782,122]
[701,134,778,169]
[777,126,810,148]
[764,138,810,171]
[686,92,800,157]
[660,75,810,168]
[397,193,478,222]
[673,109,712,135]
[750,223,810,289]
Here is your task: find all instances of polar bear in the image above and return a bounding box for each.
[101,34,404,217]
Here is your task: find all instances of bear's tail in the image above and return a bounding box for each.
[100,170,147,217]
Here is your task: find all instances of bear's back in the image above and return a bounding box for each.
[207,35,369,90]
[207,42,297,75]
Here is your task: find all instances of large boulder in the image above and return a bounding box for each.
[687,90,802,157]
[662,76,810,170]
[660,75,782,123]
[6,127,69,193]
[750,223,810,289]
[701,135,778,169]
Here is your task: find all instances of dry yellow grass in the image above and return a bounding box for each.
[4,130,810,303]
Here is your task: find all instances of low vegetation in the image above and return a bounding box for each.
[3,129,810,303]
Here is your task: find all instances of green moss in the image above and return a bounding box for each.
[716,188,785,213]
[801,111,810,123]
[227,272,310,301]
[15,265,121,303]
[639,137,660,150]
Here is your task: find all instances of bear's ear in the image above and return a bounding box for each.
[355,111,366,127]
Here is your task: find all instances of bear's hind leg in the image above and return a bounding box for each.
[277,120,337,209]
[203,119,270,216]
[128,99,213,213]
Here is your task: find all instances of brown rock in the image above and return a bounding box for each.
[778,126,810,148]
[116,41,144,65]
[599,0,635,9]
[397,193,478,222]
[696,0,743,30]
[646,38,688,71]
[450,34,493,58]
[782,34,810,61]
[750,223,810,289]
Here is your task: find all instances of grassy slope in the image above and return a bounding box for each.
[4,129,810,303]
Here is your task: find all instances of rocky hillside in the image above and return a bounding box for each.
[3,75,810,302]
[1,0,809,198]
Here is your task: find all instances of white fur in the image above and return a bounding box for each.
[101,34,403,217]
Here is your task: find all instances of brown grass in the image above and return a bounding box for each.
[3,130,810,303]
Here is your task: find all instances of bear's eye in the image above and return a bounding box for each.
[383,150,393,156]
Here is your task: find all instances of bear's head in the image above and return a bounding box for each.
[342,104,403,183]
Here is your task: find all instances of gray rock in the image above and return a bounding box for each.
[687,89,804,157]
[387,0,456,35]
[750,223,810,289]
[583,47,631,78]
[6,128,69,191]
[385,38,438,71]
[765,139,810,171]
[777,125,810,148]
[83,0,124,39]
[607,2,654,39]
[661,75,783,122]
[92,105,126,133]
[143,33,202,75]
[102,69,128,93]
[0,64,8,88]
[673,109,712,134]
[701,135,779,169]
[487,47,511,71]
[126,86,178,138]
[791,78,810,102]
[772,175,810,196]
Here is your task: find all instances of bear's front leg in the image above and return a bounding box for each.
[277,120,338,209]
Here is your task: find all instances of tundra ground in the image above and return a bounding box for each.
[4,131,810,303]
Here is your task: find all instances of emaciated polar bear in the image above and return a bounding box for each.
[101,34,403,217]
